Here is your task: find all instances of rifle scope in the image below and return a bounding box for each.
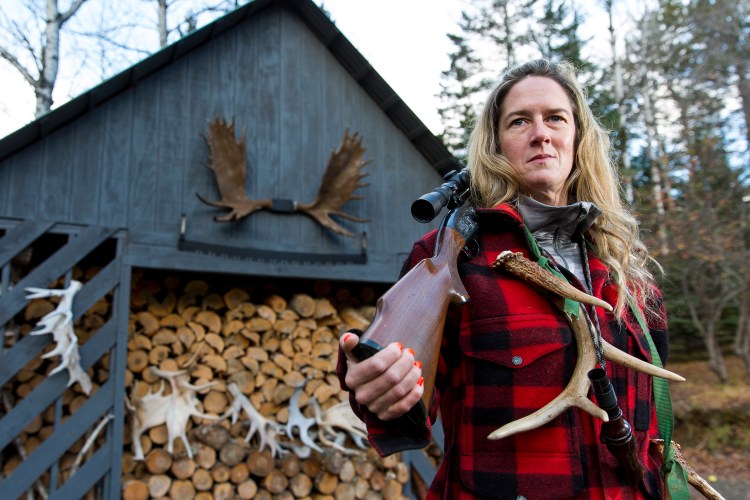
[411,167,471,223]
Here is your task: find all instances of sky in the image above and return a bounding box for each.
[0,0,622,139]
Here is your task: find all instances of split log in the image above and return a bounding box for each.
[192,467,213,491]
[147,474,171,498]
[230,462,250,484]
[122,479,149,500]
[339,459,356,482]
[195,424,231,450]
[213,482,235,500]
[171,457,196,480]
[136,312,160,335]
[262,469,289,494]
[354,477,371,498]
[195,310,222,334]
[290,294,316,318]
[317,471,339,495]
[264,294,287,313]
[194,443,217,470]
[219,439,249,466]
[334,482,356,500]
[225,289,250,310]
[290,473,313,497]
[382,479,403,500]
[127,350,149,373]
[246,317,272,332]
[169,479,196,500]
[280,453,301,478]
[145,448,173,474]
[237,479,258,499]
[247,449,274,477]
[202,293,226,311]
[369,470,386,491]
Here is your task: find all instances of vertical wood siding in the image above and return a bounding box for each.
[0,3,444,282]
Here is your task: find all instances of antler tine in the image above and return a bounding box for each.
[493,251,613,311]
[488,251,685,442]
[296,129,371,237]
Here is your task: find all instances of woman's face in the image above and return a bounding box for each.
[497,76,577,206]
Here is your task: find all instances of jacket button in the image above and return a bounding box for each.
[512,356,523,366]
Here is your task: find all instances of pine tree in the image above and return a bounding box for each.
[437,27,486,159]
[436,0,536,156]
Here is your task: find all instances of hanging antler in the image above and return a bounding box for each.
[488,251,685,441]
[26,280,92,395]
[196,117,370,237]
[196,117,272,221]
[295,129,371,237]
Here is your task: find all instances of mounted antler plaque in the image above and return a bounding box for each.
[197,117,370,237]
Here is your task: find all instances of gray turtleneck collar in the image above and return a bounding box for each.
[517,195,602,285]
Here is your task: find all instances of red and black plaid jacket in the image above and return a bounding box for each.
[339,204,668,499]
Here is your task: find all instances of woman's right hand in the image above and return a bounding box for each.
[339,331,424,421]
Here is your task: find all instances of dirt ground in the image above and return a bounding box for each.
[668,356,750,500]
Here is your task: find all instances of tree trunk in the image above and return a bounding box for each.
[736,63,750,150]
[157,0,168,47]
[607,0,633,203]
[640,74,670,255]
[735,279,750,375]
[705,327,728,382]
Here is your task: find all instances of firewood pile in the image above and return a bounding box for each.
[121,272,411,500]
[1,267,416,499]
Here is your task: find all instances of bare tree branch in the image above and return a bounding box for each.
[59,0,89,25]
[0,45,37,85]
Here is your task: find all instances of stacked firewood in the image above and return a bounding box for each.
[121,273,411,500]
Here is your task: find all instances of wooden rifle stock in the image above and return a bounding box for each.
[352,205,478,426]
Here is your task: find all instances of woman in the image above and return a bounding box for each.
[338,59,670,499]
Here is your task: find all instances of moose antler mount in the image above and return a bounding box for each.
[196,117,371,237]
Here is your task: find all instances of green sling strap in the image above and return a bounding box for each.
[628,296,691,499]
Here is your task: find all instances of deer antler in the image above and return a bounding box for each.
[296,129,371,237]
[196,116,271,221]
[487,251,685,441]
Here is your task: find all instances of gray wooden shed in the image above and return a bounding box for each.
[0,0,455,497]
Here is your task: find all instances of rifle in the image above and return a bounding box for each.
[352,168,477,426]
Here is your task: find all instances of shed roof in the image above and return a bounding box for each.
[0,0,460,176]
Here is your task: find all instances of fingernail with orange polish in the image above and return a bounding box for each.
[342,333,352,343]
[406,348,415,357]
[417,377,424,387]
[414,360,422,370]
[395,342,403,351]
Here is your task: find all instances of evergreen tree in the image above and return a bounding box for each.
[436,0,536,156]
[437,27,486,159]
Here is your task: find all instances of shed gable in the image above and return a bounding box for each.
[0,0,455,283]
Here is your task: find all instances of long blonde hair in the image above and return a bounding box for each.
[468,59,659,318]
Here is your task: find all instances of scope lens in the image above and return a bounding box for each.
[411,194,447,223]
